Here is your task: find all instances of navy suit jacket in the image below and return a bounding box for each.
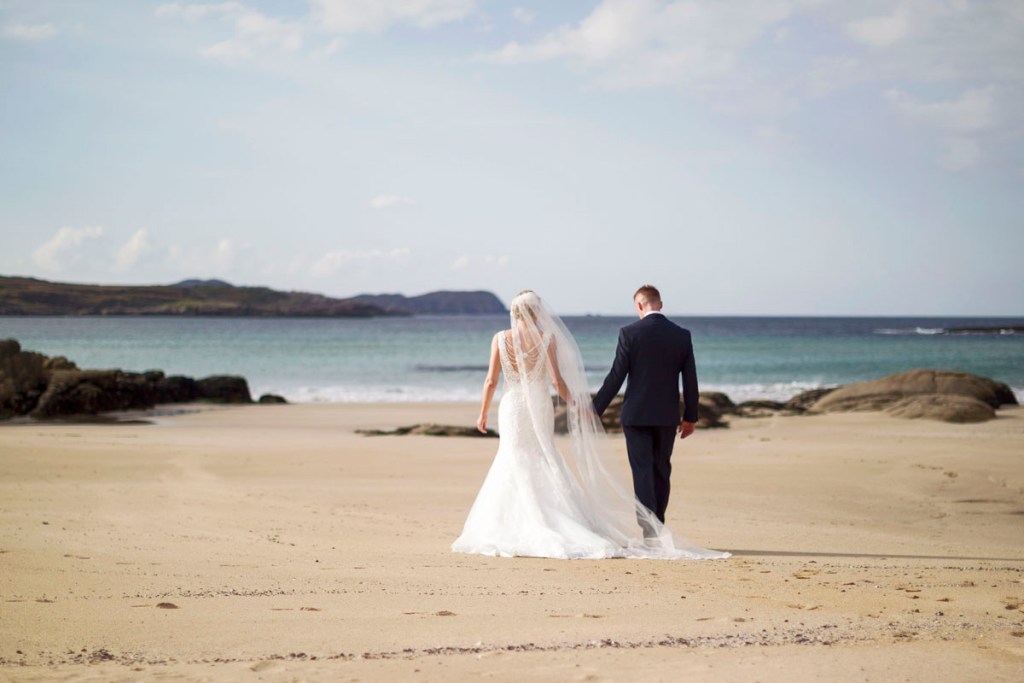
[593,313,699,426]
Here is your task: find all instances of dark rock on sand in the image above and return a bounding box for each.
[357,423,497,438]
[734,399,788,417]
[154,375,200,403]
[0,339,51,418]
[784,388,836,413]
[698,391,737,415]
[883,394,996,423]
[43,356,78,371]
[553,391,730,434]
[258,393,288,404]
[1,338,254,420]
[30,370,159,419]
[195,375,253,404]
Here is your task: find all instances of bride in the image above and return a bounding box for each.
[451,290,730,560]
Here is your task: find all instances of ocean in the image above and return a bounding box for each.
[1,315,1022,404]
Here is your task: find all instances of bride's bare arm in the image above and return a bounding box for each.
[477,333,501,433]
[545,338,571,404]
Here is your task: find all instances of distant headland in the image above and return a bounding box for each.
[0,276,507,317]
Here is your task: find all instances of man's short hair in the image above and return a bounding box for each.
[634,284,661,305]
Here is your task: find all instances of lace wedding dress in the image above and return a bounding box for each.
[451,292,730,561]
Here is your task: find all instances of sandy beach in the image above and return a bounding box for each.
[1,402,1022,681]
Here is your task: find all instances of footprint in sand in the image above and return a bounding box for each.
[156,602,178,609]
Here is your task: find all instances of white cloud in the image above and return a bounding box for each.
[885,87,996,133]
[2,22,57,41]
[311,0,476,33]
[115,229,153,270]
[155,2,243,21]
[368,194,417,209]
[158,2,301,62]
[451,253,510,270]
[312,248,411,276]
[234,8,302,51]
[201,39,254,63]
[484,0,814,89]
[846,7,910,47]
[32,226,105,271]
[512,7,535,25]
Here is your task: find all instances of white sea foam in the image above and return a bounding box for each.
[701,381,835,403]
[252,380,842,405]
[253,383,482,404]
[874,327,946,335]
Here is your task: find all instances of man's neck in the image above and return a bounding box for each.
[641,309,664,318]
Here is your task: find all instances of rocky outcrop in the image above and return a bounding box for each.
[883,394,996,423]
[357,424,497,437]
[258,393,288,404]
[553,392,731,434]
[734,399,787,417]
[196,376,253,404]
[0,339,50,419]
[0,339,254,420]
[812,370,1016,412]
[784,388,835,412]
[31,370,158,419]
[809,369,1016,423]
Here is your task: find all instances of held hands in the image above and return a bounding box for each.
[678,420,696,440]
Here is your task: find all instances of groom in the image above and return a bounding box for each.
[593,285,699,533]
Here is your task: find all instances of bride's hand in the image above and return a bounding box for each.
[476,414,488,433]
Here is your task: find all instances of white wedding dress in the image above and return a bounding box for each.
[451,292,730,561]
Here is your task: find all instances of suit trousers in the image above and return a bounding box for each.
[622,425,677,530]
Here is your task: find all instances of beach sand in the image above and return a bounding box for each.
[1,402,1022,681]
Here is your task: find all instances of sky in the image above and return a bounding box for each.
[1,0,1022,316]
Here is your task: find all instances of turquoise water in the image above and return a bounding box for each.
[1,316,1021,403]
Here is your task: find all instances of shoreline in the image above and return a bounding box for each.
[2,403,1022,681]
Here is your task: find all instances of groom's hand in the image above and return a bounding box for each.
[678,421,696,440]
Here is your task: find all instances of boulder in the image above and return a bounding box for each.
[258,393,288,404]
[784,388,835,413]
[43,356,78,371]
[812,369,1017,416]
[699,391,737,415]
[153,375,199,403]
[195,375,252,403]
[883,394,996,423]
[1,338,258,421]
[0,338,21,360]
[0,341,51,418]
[734,399,787,417]
[357,423,496,438]
[694,394,730,428]
[554,391,731,434]
[30,370,158,419]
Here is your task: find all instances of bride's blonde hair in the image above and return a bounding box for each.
[511,290,540,322]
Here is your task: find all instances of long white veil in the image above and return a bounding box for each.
[507,291,729,560]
